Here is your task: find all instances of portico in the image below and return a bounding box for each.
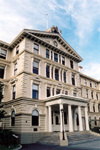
[45,94,89,133]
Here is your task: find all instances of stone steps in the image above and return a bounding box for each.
[67,132,100,145]
[37,132,60,145]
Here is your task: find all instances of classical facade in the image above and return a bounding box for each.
[0,27,99,143]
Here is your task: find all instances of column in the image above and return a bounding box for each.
[60,103,63,132]
[68,104,73,132]
[78,106,83,131]
[73,108,77,131]
[48,105,52,132]
[45,106,48,131]
[50,65,52,79]
[85,106,89,131]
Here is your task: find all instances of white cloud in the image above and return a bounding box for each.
[82,63,100,80]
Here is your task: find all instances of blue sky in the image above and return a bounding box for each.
[0,0,100,79]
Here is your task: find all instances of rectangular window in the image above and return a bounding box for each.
[12,85,16,100]
[46,65,50,78]
[59,55,61,63]
[86,89,88,98]
[62,56,65,65]
[16,45,19,54]
[64,72,66,83]
[91,91,93,99]
[46,49,49,58]
[72,74,75,86]
[0,49,7,59]
[94,83,97,88]
[47,87,50,97]
[70,60,73,69]
[56,89,60,94]
[90,81,92,87]
[65,91,68,95]
[51,51,53,60]
[32,84,38,99]
[55,69,59,81]
[14,63,17,75]
[33,61,39,74]
[73,93,76,97]
[34,43,39,54]
[0,66,4,78]
[54,53,58,62]
[84,79,87,85]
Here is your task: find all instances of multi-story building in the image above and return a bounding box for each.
[0,26,100,143]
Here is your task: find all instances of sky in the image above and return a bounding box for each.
[0,0,100,79]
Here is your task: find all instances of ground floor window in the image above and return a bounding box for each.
[32,110,39,126]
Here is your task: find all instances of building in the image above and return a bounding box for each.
[0,26,100,144]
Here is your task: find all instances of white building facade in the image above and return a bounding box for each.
[0,27,99,143]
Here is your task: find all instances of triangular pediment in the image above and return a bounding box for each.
[24,29,83,62]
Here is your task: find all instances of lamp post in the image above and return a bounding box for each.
[61,109,65,140]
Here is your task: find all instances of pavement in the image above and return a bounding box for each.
[21,139,100,150]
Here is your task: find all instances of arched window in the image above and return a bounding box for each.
[11,110,15,126]
[32,110,39,126]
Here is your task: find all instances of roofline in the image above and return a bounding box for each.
[80,72,99,82]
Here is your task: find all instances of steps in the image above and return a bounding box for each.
[37,132,60,145]
[67,131,100,145]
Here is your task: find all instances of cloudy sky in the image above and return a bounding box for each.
[0,0,100,79]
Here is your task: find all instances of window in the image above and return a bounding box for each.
[86,89,88,98]
[46,49,49,58]
[52,88,54,96]
[84,79,87,85]
[90,81,92,87]
[53,41,58,47]
[93,104,95,112]
[73,93,76,97]
[72,74,75,86]
[55,69,59,80]
[59,55,61,63]
[0,49,7,59]
[32,84,38,99]
[47,87,50,97]
[51,51,53,60]
[14,63,17,75]
[33,61,39,74]
[62,57,65,65]
[64,72,66,83]
[51,67,53,79]
[65,91,68,95]
[98,104,100,112]
[70,60,73,69]
[32,110,39,126]
[88,103,90,112]
[76,113,79,125]
[91,91,93,99]
[55,116,59,125]
[12,85,16,100]
[46,65,50,78]
[61,70,62,81]
[56,89,60,94]
[0,66,4,78]
[96,93,98,100]
[64,112,67,124]
[34,43,39,54]
[94,83,97,88]
[16,45,19,54]
[11,110,15,126]
[54,53,58,62]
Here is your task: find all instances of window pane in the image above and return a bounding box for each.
[46,65,49,78]
[0,66,4,78]
[33,84,38,90]
[70,60,73,68]
[54,53,58,62]
[33,61,39,68]
[46,49,49,58]
[47,87,50,97]
[32,110,38,116]
[0,49,7,59]
[55,69,59,80]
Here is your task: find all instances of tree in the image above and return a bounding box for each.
[0,81,6,122]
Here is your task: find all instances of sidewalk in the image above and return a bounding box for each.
[21,139,100,150]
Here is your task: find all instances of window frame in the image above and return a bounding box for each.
[72,74,75,86]
[11,110,15,126]
[55,68,59,81]
[46,65,50,78]
[33,61,39,75]
[46,49,49,59]
[32,110,39,126]
[14,63,17,75]
[70,60,73,69]
[54,53,58,62]
[12,85,16,100]
[32,84,39,99]
[34,43,39,54]
[0,49,7,59]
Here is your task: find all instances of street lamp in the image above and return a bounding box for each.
[61,109,65,140]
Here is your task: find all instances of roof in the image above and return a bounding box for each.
[0,29,83,62]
